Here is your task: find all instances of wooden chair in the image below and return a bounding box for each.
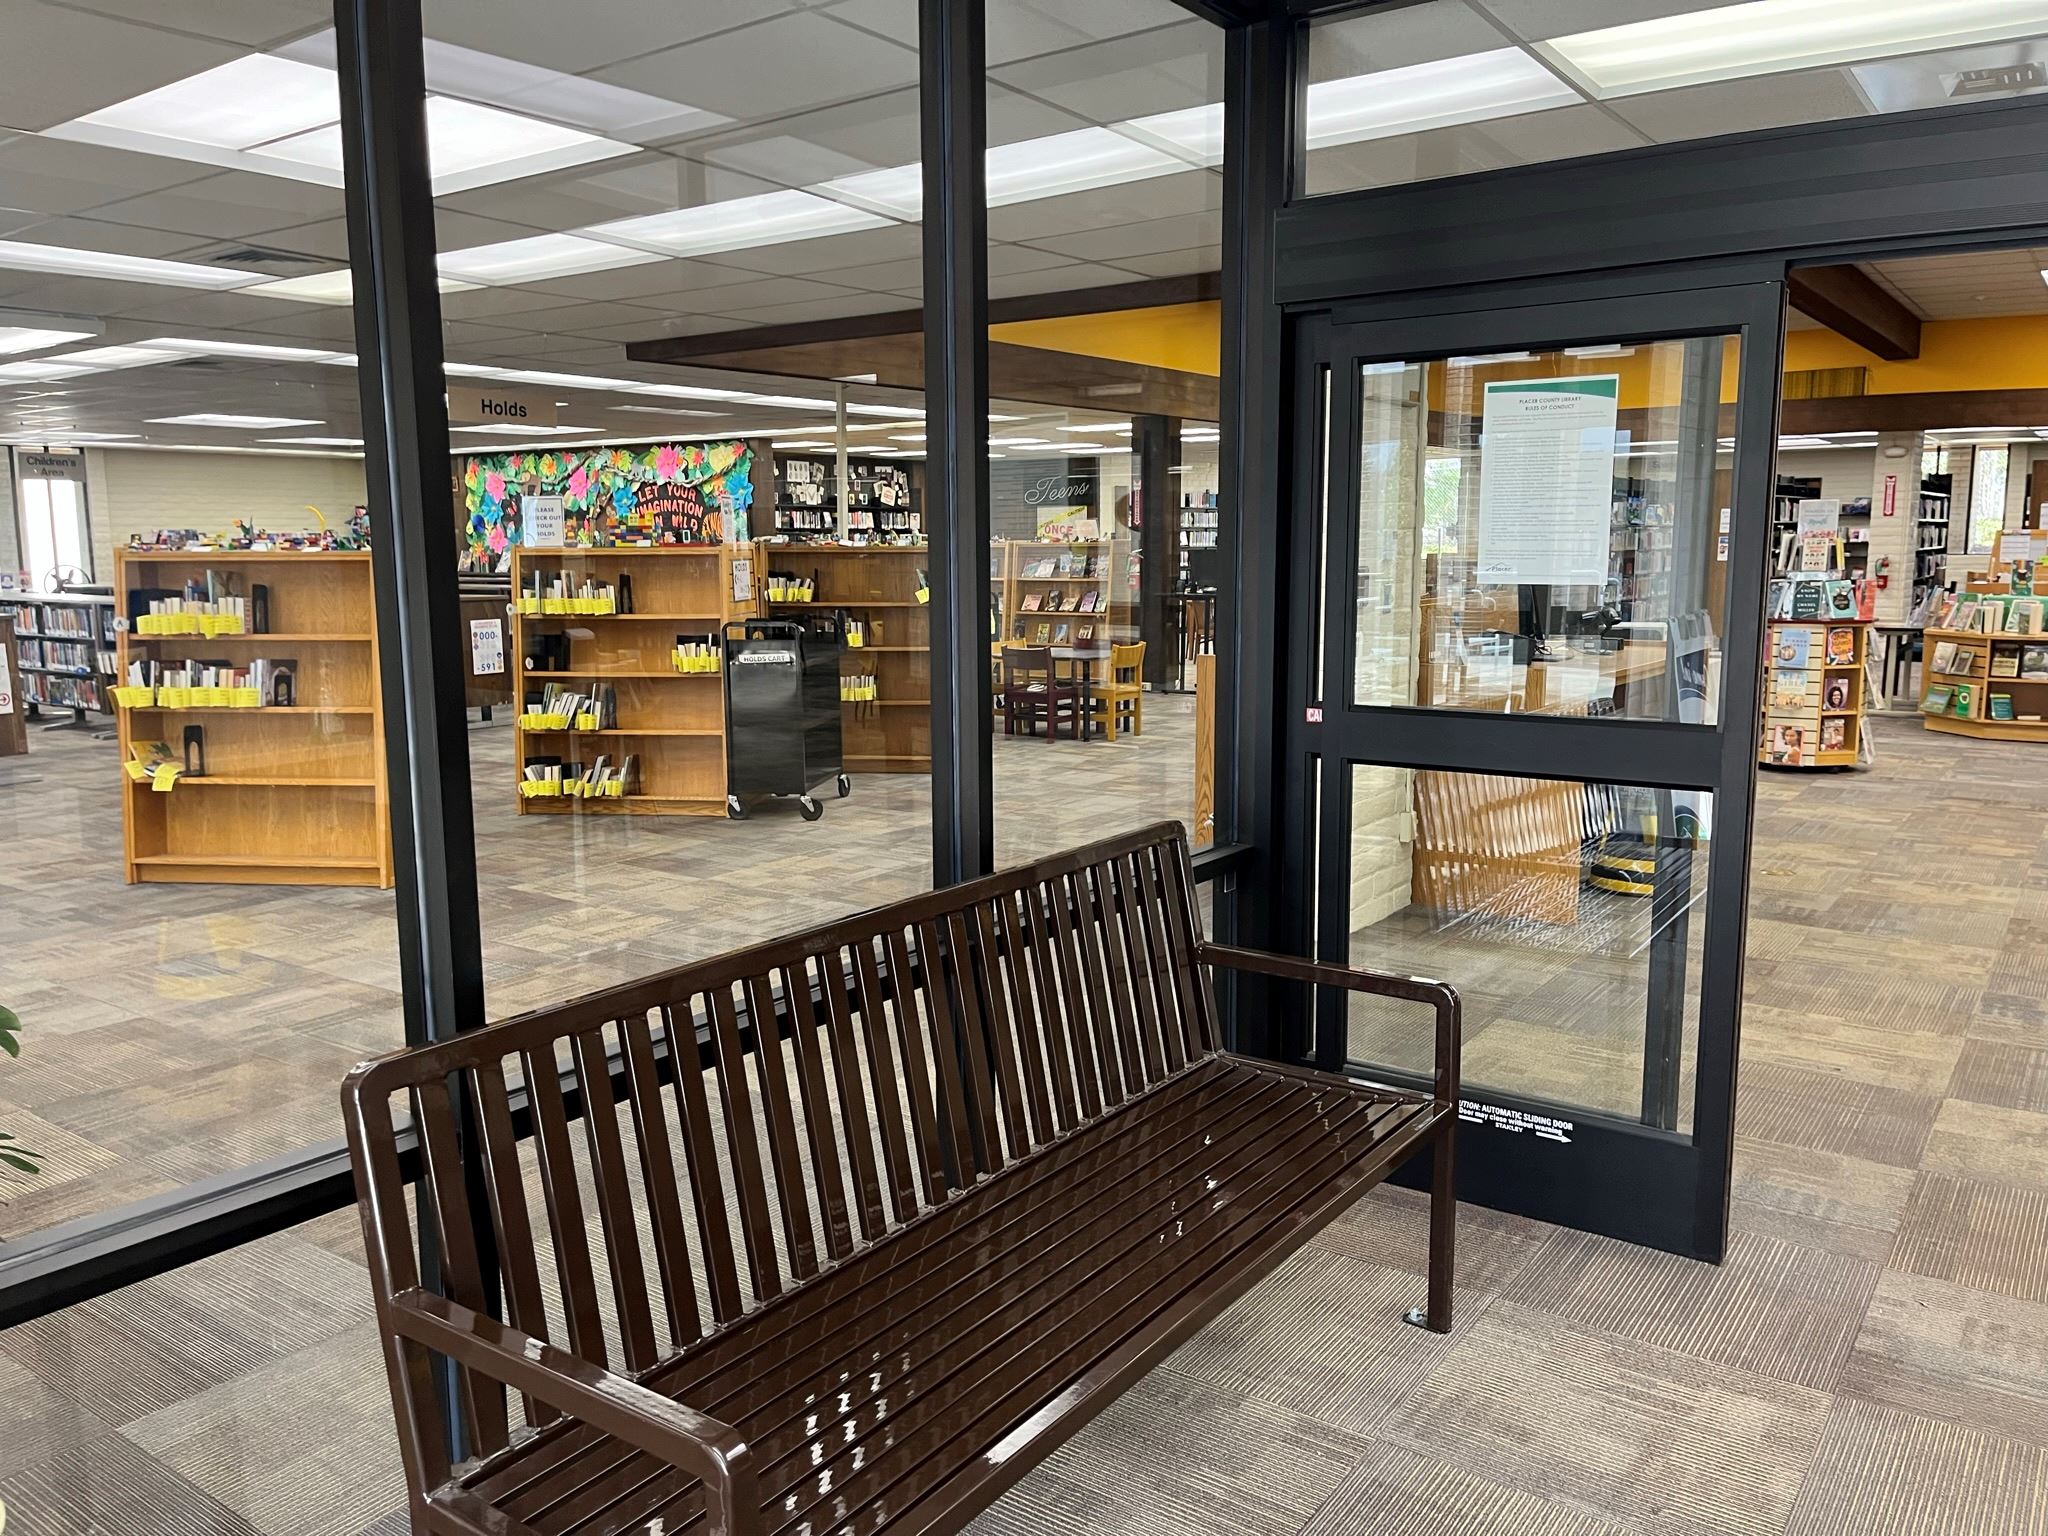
[1001,644,1084,741]
[343,823,1461,1536]
[1097,641,1145,740]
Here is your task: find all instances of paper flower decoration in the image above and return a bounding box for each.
[489,524,507,553]
[484,470,505,501]
[567,465,590,504]
[613,484,637,518]
[655,444,681,482]
[540,454,559,479]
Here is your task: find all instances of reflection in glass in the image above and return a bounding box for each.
[1354,338,1734,726]
[1347,764,1707,1131]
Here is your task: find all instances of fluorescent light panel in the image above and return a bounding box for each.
[0,316,98,357]
[1543,0,2048,97]
[52,50,633,195]
[587,190,890,258]
[0,240,258,290]
[438,233,663,285]
[1305,49,1580,150]
[148,413,324,429]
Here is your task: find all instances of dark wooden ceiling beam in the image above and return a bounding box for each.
[624,273,1219,368]
[1788,265,1923,361]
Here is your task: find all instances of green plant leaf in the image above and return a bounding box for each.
[0,1005,19,1058]
[0,1151,42,1173]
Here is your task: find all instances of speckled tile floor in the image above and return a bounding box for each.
[3,713,2047,1535]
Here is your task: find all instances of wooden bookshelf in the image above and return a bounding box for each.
[1761,619,1867,769]
[757,543,930,772]
[511,545,752,816]
[114,549,391,887]
[996,537,1133,651]
[1918,625,2048,741]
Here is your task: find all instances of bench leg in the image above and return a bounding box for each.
[1404,1125,1455,1334]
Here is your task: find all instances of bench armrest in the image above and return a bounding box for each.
[391,1289,757,1533]
[1197,942,1461,1108]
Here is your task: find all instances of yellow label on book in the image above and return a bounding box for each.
[158,686,191,708]
[233,687,261,708]
[123,759,148,780]
[150,766,181,792]
[606,779,625,797]
[574,711,598,730]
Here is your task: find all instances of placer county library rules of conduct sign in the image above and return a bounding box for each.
[1476,374,1620,587]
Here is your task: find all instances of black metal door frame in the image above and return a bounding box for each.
[1280,274,1786,1260]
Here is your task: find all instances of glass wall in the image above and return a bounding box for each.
[984,2,1227,866]
[419,0,935,1019]
[0,1,400,1237]
[1305,0,2048,197]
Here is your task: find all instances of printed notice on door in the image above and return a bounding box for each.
[1476,374,1619,586]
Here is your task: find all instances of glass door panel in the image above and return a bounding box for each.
[1354,337,1735,726]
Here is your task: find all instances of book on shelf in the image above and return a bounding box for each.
[1954,684,1973,717]
[1820,717,1847,752]
[1825,628,1857,666]
[1930,640,1959,675]
[1991,647,2022,679]
[1767,724,1807,765]
[2021,642,2048,681]
[1823,676,1851,710]
[1032,622,1052,644]
[1770,669,1810,708]
[1771,627,1814,668]
[1991,693,2016,721]
[1921,683,1953,714]
[2006,599,2044,635]
[1052,621,1070,644]
[1020,593,1042,612]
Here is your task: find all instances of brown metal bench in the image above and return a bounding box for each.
[343,823,1460,1536]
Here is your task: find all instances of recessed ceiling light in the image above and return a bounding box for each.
[438,233,665,285]
[243,268,481,305]
[141,337,349,363]
[253,95,632,195]
[888,433,928,443]
[0,360,100,381]
[259,435,365,446]
[52,51,633,195]
[148,413,325,429]
[1306,50,1579,149]
[586,190,892,258]
[45,344,185,371]
[1541,0,2048,98]
[1055,421,1129,432]
[0,310,100,357]
[0,240,260,290]
[772,440,836,449]
[844,403,926,419]
[609,404,727,418]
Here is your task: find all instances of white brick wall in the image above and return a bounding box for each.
[0,452,17,578]
[1349,764,1414,929]
[89,449,367,575]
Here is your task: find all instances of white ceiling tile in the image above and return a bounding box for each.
[985,169,1219,242]
[90,174,344,241]
[814,256,924,293]
[0,5,245,131]
[0,136,220,220]
[533,257,779,302]
[60,0,333,47]
[1023,210,1221,263]
[990,262,1148,300]
[727,293,905,327]
[1307,3,1505,82]
[1,215,215,260]
[572,313,764,344]
[646,273,867,313]
[596,14,918,124]
[683,222,924,279]
[437,155,788,233]
[423,0,803,76]
[1610,68,1877,144]
[1480,0,1724,46]
[1304,104,1642,195]
[1108,244,1220,279]
[835,0,1191,67]
[991,19,1222,123]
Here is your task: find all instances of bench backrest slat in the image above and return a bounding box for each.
[342,822,1211,1480]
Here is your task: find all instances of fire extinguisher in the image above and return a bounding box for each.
[1875,555,1891,590]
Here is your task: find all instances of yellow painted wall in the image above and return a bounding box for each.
[992,301,1220,376]
[1784,316,2048,394]
[995,301,2048,402]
